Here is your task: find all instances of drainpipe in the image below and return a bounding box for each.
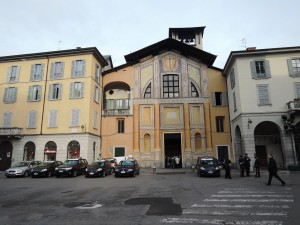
[40,57,50,134]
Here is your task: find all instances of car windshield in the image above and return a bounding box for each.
[40,162,53,166]
[120,160,134,166]
[91,161,105,166]
[200,160,216,166]
[64,160,78,165]
[13,162,30,167]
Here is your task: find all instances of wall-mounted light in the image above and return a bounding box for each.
[248,118,252,129]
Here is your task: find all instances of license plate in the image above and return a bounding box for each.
[34,173,38,175]
[89,173,94,175]
[121,171,125,174]
[59,171,63,173]
[208,171,213,174]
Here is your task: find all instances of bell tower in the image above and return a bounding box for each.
[169,26,205,50]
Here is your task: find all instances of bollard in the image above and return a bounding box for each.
[152,166,156,174]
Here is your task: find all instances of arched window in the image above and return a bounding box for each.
[24,142,35,161]
[195,133,201,151]
[67,140,80,158]
[191,83,199,97]
[44,141,57,161]
[144,83,152,98]
[144,134,151,153]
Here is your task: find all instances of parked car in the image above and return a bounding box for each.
[55,158,88,177]
[85,159,112,178]
[5,161,42,178]
[195,156,221,177]
[102,158,116,173]
[114,159,140,177]
[31,161,63,178]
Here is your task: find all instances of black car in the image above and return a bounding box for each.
[31,161,63,178]
[114,159,140,177]
[55,158,88,177]
[85,160,112,178]
[195,157,221,177]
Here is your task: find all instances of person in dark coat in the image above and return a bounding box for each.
[254,154,261,178]
[223,157,232,179]
[244,153,251,176]
[266,154,285,186]
[238,155,245,177]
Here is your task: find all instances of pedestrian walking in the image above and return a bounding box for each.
[238,155,245,177]
[244,153,251,176]
[254,154,260,178]
[175,156,180,168]
[223,157,232,179]
[171,157,175,169]
[266,154,285,186]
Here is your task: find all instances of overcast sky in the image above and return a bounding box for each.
[1,0,299,69]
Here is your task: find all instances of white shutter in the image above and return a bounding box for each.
[70,83,74,98]
[80,82,84,98]
[28,111,37,128]
[211,93,216,106]
[28,86,33,101]
[3,112,12,127]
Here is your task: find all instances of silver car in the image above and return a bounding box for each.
[5,161,42,178]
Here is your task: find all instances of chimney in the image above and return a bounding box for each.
[246,47,256,51]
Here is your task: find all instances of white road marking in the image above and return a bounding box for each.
[183,209,287,216]
[161,218,283,225]
[204,199,293,202]
[211,194,293,198]
[218,191,276,194]
[191,204,290,209]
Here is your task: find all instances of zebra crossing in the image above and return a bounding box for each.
[162,188,293,225]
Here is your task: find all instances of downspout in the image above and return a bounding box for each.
[40,57,50,134]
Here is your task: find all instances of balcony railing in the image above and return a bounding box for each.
[0,127,23,138]
[288,100,300,111]
[103,109,131,116]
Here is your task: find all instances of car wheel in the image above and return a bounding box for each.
[24,171,29,177]
[132,172,136,177]
[102,171,106,177]
[48,171,52,177]
[197,170,201,177]
[73,170,77,177]
[56,175,60,178]
[115,174,118,178]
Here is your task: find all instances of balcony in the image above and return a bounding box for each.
[0,127,23,139]
[103,109,131,116]
[288,100,300,111]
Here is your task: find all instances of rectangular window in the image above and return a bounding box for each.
[216,116,224,132]
[94,86,99,103]
[48,110,57,127]
[212,92,228,106]
[3,112,12,127]
[49,83,62,100]
[233,92,237,111]
[28,111,37,128]
[93,111,98,129]
[7,66,20,83]
[72,60,85,78]
[30,64,44,81]
[250,60,270,79]
[288,58,300,77]
[71,109,80,127]
[163,74,179,98]
[50,62,64,80]
[114,147,125,157]
[295,83,300,99]
[230,69,235,89]
[257,85,270,105]
[70,82,84,98]
[28,85,42,101]
[3,87,18,103]
[118,119,125,133]
[95,64,100,84]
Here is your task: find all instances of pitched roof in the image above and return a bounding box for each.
[124,38,216,66]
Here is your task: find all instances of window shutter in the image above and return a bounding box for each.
[250,61,257,79]
[80,82,84,97]
[37,85,42,100]
[28,111,37,128]
[49,110,57,127]
[287,59,296,77]
[94,111,98,128]
[58,83,62,99]
[71,109,76,126]
[82,60,86,76]
[71,60,75,78]
[50,63,55,80]
[264,60,271,78]
[3,88,8,102]
[60,62,65,78]
[48,84,53,99]
[258,85,269,105]
[28,86,33,101]
[222,92,228,106]
[12,87,17,102]
[40,64,44,80]
[295,83,300,98]
[30,64,35,81]
[211,93,216,106]
[3,112,12,127]
[70,83,74,98]
[7,66,12,83]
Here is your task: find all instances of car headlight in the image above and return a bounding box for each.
[55,168,58,170]
[128,169,133,172]
[97,168,103,172]
[85,168,88,172]
[41,169,47,172]
[16,170,23,173]
[200,167,205,170]
[215,167,219,170]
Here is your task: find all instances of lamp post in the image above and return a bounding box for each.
[281,113,298,165]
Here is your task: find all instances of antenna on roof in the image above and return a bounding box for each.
[240,38,246,49]
[58,41,62,50]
